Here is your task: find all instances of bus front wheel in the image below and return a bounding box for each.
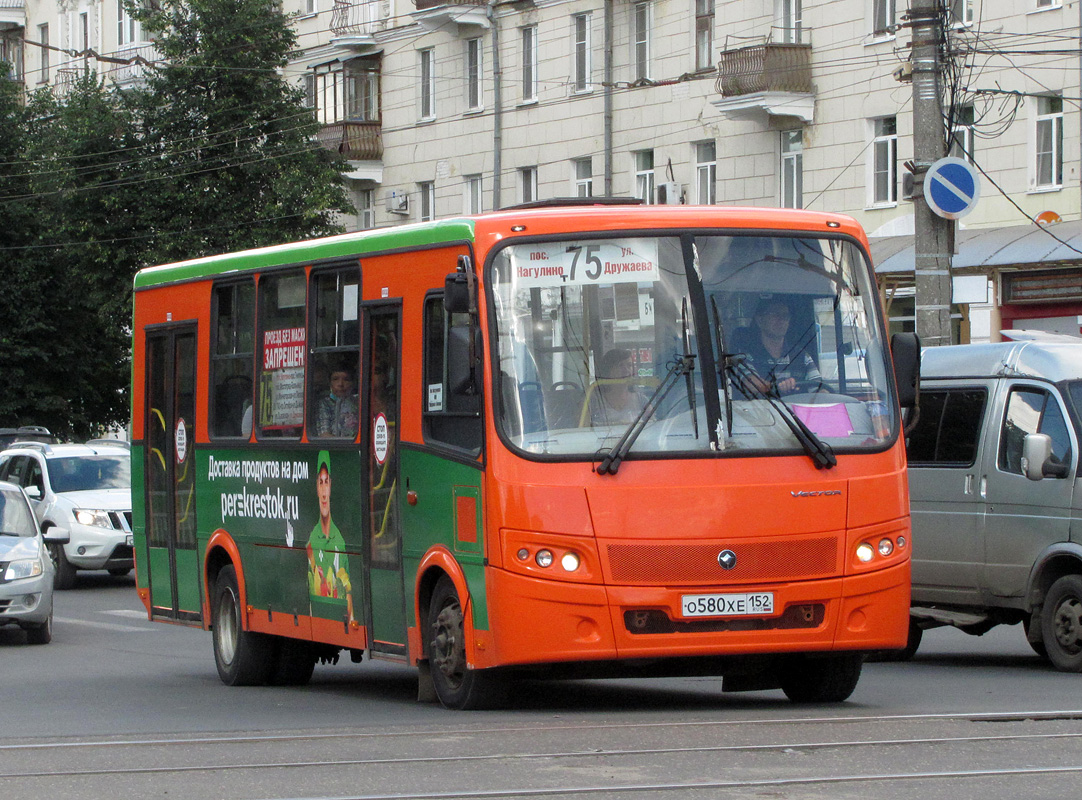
[779,654,863,703]
[427,575,506,710]
[212,564,275,686]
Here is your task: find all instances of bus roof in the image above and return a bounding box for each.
[134,205,866,290]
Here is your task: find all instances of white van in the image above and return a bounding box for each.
[905,340,1082,671]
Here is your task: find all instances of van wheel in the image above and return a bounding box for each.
[1022,616,1048,660]
[212,565,274,686]
[1041,575,1082,672]
[427,575,507,710]
[780,654,863,703]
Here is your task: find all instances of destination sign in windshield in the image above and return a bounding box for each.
[509,239,660,289]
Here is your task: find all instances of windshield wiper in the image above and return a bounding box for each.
[596,352,696,476]
[728,359,837,470]
[709,297,734,439]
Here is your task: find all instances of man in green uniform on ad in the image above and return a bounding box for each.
[306,451,355,625]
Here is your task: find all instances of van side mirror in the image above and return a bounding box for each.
[890,332,921,409]
[43,526,69,545]
[1022,432,1070,480]
[25,485,42,501]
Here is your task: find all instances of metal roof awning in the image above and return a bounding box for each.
[871,219,1082,276]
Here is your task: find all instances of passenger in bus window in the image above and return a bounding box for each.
[734,298,821,396]
[587,348,646,426]
[317,363,359,438]
[306,451,354,624]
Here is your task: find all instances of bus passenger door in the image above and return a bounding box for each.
[363,305,408,655]
[143,325,201,622]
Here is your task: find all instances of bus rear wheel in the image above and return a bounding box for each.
[212,565,275,686]
[780,654,863,703]
[427,575,506,710]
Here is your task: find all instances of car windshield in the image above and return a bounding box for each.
[0,488,35,536]
[491,233,896,461]
[47,455,131,493]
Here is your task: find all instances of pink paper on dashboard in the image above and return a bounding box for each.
[792,403,853,437]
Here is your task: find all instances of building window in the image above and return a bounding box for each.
[635,150,655,204]
[1036,0,1058,7]
[871,116,897,205]
[419,181,435,221]
[311,59,380,125]
[950,0,973,25]
[872,0,895,37]
[0,36,23,82]
[118,1,140,46]
[572,13,592,92]
[633,3,650,81]
[695,0,714,71]
[38,24,48,82]
[465,175,483,214]
[781,130,803,208]
[420,48,435,119]
[521,25,537,102]
[780,0,802,43]
[949,105,975,161]
[519,167,538,204]
[1036,95,1063,189]
[466,38,482,111]
[359,189,374,229]
[306,0,317,14]
[695,141,716,205]
[574,158,593,196]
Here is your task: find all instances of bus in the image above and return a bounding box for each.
[131,201,919,709]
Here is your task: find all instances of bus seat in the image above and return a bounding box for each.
[546,383,585,429]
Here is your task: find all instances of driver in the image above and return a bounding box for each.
[737,298,821,396]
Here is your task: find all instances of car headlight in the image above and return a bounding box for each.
[4,557,44,581]
[74,509,113,528]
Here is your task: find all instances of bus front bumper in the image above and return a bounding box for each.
[482,561,910,669]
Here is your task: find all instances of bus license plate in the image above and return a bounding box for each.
[681,592,774,618]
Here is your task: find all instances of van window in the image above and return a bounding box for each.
[998,387,1072,475]
[906,388,986,466]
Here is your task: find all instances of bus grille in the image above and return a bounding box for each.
[624,604,824,634]
[605,536,838,585]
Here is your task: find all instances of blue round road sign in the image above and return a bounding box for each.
[924,156,980,220]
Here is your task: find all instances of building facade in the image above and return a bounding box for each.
[5,0,1082,340]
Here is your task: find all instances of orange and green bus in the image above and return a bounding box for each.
[132,201,919,708]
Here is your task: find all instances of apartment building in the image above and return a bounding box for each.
[4,0,1082,339]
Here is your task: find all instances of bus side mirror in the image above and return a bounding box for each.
[447,325,482,396]
[890,332,921,409]
[444,272,471,315]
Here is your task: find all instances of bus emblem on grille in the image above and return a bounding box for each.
[718,550,737,570]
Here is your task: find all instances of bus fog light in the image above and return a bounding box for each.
[878,538,894,556]
[856,543,874,563]
[535,549,554,568]
[516,548,530,561]
[560,552,580,572]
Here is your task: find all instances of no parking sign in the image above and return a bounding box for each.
[924,157,980,220]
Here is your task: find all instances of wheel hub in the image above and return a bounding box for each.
[431,602,465,687]
[1052,596,1082,654]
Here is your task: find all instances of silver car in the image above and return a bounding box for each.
[0,480,67,644]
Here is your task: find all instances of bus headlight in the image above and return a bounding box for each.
[535,549,554,568]
[560,552,580,572]
[856,543,875,563]
[878,538,894,556]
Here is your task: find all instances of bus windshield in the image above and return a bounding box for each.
[491,232,895,460]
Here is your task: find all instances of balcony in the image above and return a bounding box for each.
[712,40,814,123]
[411,0,488,35]
[103,43,158,89]
[317,120,383,162]
[0,0,25,28]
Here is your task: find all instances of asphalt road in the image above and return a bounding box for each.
[3,573,1080,800]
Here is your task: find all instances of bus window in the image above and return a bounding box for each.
[307,267,360,440]
[257,271,306,439]
[423,294,482,453]
[210,281,255,439]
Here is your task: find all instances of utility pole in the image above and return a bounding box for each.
[907,0,953,347]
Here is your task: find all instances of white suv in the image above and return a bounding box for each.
[0,442,132,589]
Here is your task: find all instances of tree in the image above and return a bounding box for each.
[132,0,353,265]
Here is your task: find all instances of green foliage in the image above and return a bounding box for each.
[0,0,354,437]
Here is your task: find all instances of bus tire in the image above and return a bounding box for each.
[272,637,317,686]
[427,575,506,710]
[780,654,863,703]
[1041,575,1082,672]
[212,565,274,686]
